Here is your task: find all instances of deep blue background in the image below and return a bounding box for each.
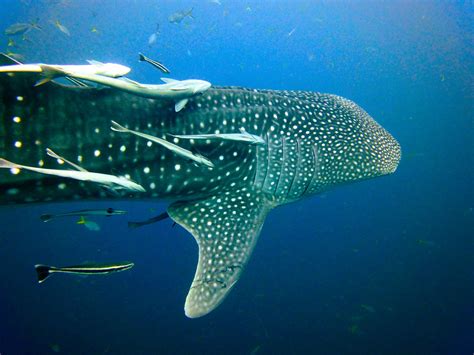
[0,1,472,354]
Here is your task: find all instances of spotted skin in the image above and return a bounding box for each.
[0,72,401,317]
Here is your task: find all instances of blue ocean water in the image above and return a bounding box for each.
[0,1,472,354]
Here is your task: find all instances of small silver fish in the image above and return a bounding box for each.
[41,207,127,222]
[54,20,70,36]
[168,8,194,24]
[110,121,214,168]
[148,24,160,46]
[35,262,134,283]
[148,32,158,46]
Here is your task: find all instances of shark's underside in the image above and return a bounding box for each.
[0,69,401,318]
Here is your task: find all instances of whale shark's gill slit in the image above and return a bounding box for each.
[273,136,285,192]
[288,137,302,198]
[286,138,299,197]
[301,144,317,196]
[261,132,271,188]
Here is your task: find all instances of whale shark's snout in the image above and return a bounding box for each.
[366,120,401,176]
[380,129,401,175]
[321,96,401,186]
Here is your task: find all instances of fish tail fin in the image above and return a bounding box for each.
[35,64,65,87]
[35,264,52,283]
[40,214,53,222]
[189,7,194,18]
[77,216,86,225]
[30,19,42,31]
[110,120,129,133]
[0,158,17,169]
[46,147,61,160]
[138,53,146,62]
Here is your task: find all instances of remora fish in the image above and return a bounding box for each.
[0,60,131,86]
[40,65,210,112]
[35,262,134,283]
[0,53,89,88]
[41,207,126,222]
[0,62,401,318]
[0,158,145,193]
[139,53,170,74]
[169,127,266,145]
[110,121,214,168]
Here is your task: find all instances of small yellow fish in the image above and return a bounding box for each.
[7,38,15,47]
[77,216,101,231]
[91,26,99,33]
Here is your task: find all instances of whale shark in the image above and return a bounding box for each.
[0,65,401,318]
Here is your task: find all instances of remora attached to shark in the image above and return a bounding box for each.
[0,56,401,318]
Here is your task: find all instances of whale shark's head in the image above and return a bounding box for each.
[322,96,401,186]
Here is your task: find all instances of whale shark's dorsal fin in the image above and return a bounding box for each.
[167,187,271,318]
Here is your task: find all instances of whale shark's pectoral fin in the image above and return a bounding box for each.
[167,187,270,318]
